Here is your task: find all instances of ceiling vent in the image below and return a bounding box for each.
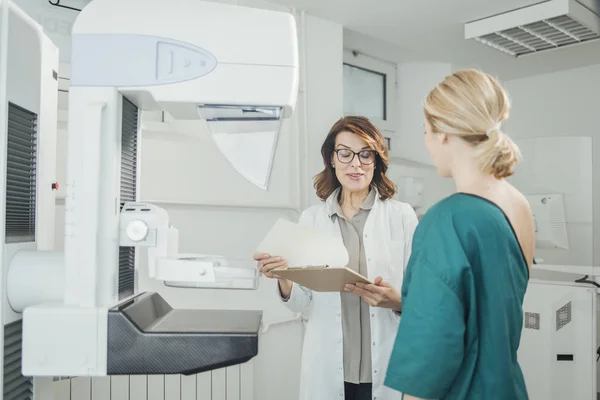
[464,0,600,57]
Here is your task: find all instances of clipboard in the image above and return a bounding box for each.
[272,266,371,292]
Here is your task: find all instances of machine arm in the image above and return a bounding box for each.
[119,202,258,287]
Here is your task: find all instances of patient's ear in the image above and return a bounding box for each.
[438,132,449,145]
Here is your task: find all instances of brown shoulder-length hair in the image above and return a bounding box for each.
[313,116,396,202]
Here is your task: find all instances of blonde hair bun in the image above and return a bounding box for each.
[478,128,521,179]
[424,69,522,179]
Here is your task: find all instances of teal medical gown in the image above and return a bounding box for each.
[384,193,529,399]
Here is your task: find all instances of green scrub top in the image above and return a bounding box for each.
[384,193,530,399]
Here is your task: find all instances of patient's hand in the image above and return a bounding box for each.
[344,276,402,311]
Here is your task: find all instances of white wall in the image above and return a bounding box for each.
[304,15,344,206]
[393,62,453,167]
[387,162,454,218]
[12,0,90,64]
[508,136,593,266]
[342,31,456,210]
[503,64,600,268]
[389,64,456,211]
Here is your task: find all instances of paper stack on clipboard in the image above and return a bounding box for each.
[256,219,371,292]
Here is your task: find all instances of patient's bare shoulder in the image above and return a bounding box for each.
[505,185,535,267]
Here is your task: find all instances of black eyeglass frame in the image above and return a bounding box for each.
[333,149,377,165]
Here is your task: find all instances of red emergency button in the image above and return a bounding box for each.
[52,182,59,190]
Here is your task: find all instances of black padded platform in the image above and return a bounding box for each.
[107,292,262,375]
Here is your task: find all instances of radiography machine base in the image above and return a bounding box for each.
[107,293,261,375]
[23,292,261,376]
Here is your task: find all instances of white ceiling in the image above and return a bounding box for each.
[267,0,600,80]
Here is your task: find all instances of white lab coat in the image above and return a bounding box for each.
[280,188,419,400]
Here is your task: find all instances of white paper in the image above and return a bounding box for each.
[256,218,349,268]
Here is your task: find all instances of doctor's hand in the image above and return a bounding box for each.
[253,252,288,279]
[253,253,293,298]
[345,277,402,311]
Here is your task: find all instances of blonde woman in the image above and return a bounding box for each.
[380,70,534,399]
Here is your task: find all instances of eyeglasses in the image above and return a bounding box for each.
[334,149,377,165]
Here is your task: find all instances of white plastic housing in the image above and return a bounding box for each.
[17,0,297,378]
[7,251,64,313]
[69,0,299,120]
[527,194,570,250]
[22,304,108,376]
[0,0,58,327]
[464,0,600,40]
[518,273,597,399]
[120,203,259,289]
[464,0,600,57]
[163,255,259,290]
[61,0,299,307]
[396,177,424,210]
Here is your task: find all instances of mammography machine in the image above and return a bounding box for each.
[0,0,298,381]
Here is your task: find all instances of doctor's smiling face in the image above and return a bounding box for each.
[333,131,375,194]
[313,116,396,202]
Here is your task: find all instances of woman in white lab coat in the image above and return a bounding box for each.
[254,116,418,400]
